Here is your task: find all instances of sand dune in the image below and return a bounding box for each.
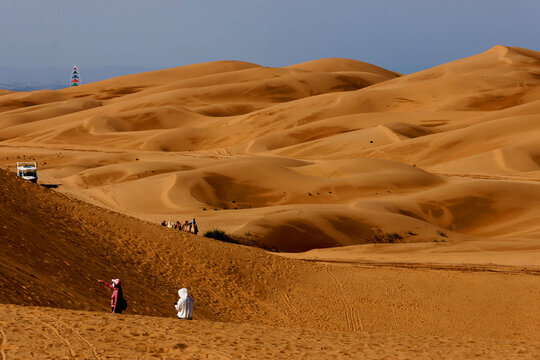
[2,304,538,360]
[1,47,539,254]
[0,168,539,358]
[1,47,540,357]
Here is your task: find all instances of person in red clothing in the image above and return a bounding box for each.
[98,278,127,313]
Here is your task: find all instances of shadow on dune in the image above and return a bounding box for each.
[40,183,61,189]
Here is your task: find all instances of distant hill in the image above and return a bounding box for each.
[0,65,154,90]
[0,81,64,91]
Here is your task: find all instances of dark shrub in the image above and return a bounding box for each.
[373,230,403,243]
[204,229,238,244]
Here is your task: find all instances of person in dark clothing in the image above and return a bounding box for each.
[98,278,127,313]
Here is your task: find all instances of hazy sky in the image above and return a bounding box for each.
[1,0,538,74]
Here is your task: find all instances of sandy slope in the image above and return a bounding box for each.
[0,46,540,358]
[0,47,540,358]
[0,168,539,359]
[1,46,539,257]
[1,304,538,360]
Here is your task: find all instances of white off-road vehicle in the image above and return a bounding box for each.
[16,162,38,183]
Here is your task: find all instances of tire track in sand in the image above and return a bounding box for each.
[277,288,301,321]
[0,328,7,360]
[324,264,364,332]
[40,313,102,360]
[56,320,102,360]
[39,321,76,359]
[34,310,103,360]
[259,260,302,323]
[206,350,233,360]
[384,285,398,333]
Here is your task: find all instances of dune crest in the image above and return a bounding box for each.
[1,48,540,254]
[1,48,540,358]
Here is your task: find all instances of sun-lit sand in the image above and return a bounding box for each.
[1,46,539,358]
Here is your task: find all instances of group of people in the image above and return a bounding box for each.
[95,221,199,318]
[162,218,198,234]
[98,279,194,319]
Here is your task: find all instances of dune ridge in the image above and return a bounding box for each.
[1,47,540,358]
[1,47,540,255]
[1,168,539,359]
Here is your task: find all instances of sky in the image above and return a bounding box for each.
[0,0,538,75]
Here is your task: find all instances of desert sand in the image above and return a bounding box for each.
[1,46,539,358]
[1,304,539,360]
